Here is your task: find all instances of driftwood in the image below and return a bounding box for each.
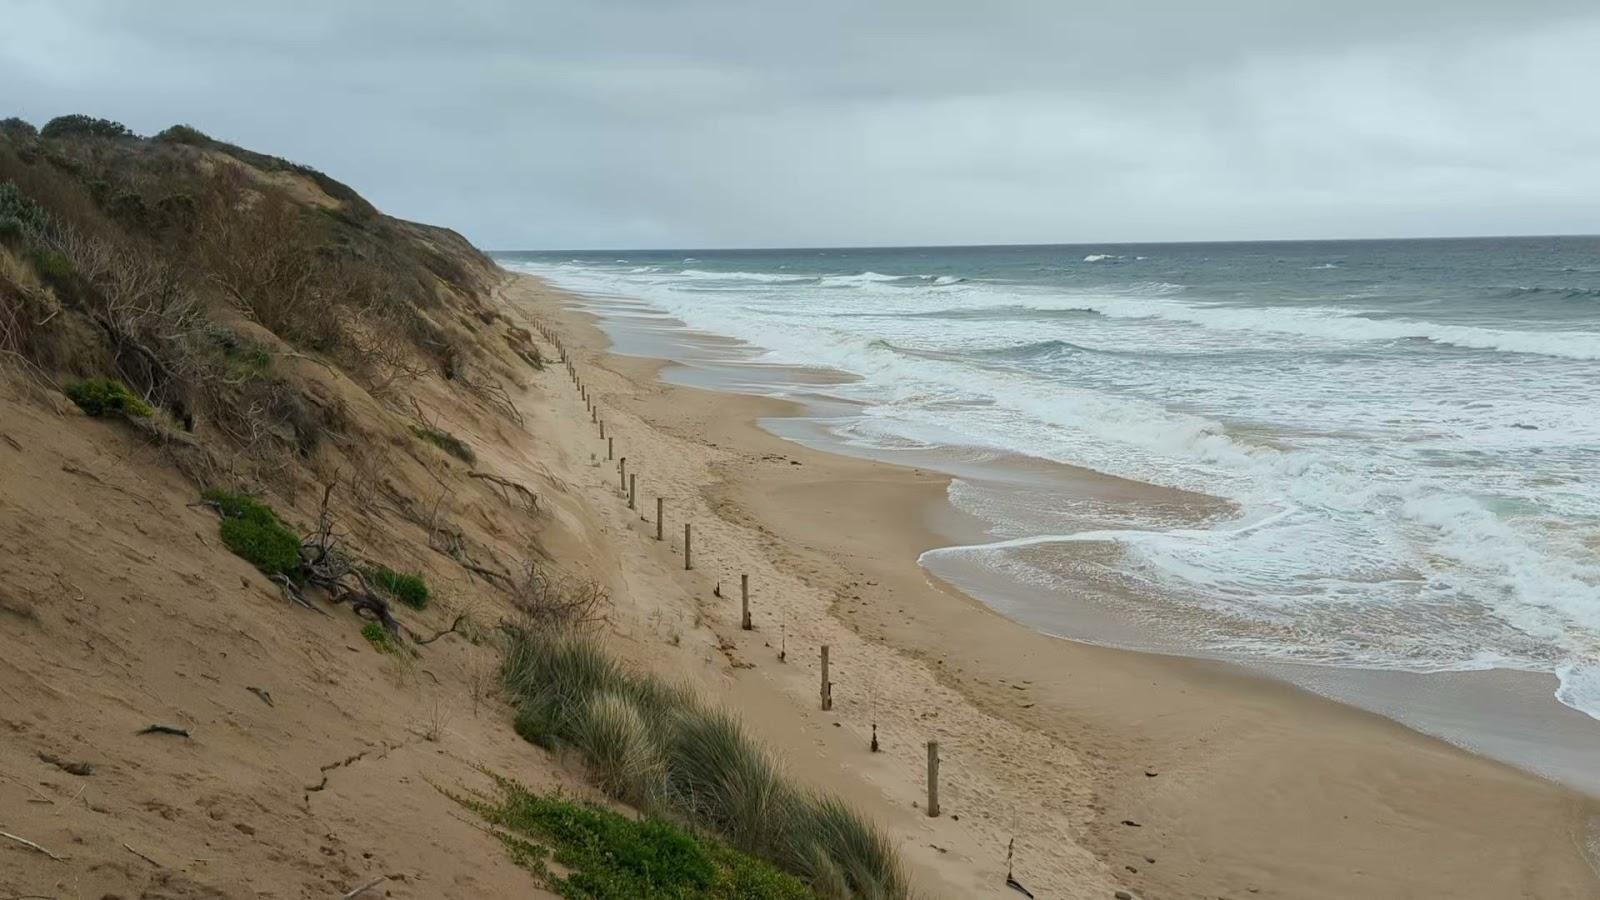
[468,471,539,511]
[138,725,190,737]
[123,841,163,867]
[1,830,67,861]
[298,479,404,637]
[416,614,468,646]
[341,876,386,899]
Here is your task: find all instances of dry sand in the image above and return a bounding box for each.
[509,273,1600,899]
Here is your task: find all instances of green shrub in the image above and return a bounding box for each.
[30,249,73,284]
[0,117,37,139]
[451,773,812,900]
[369,566,429,609]
[64,378,153,418]
[0,182,49,236]
[201,488,302,579]
[411,425,475,463]
[40,114,133,140]
[362,621,396,653]
[154,124,210,145]
[498,626,905,897]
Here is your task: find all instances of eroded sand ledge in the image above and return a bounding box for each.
[508,272,1600,899]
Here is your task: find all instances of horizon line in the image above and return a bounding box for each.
[485,231,1600,256]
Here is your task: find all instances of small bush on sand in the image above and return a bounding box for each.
[412,424,475,463]
[64,377,153,418]
[449,772,812,900]
[498,625,905,898]
[362,621,396,654]
[369,566,429,609]
[201,488,302,580]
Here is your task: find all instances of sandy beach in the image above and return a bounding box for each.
[503,272,1600,899]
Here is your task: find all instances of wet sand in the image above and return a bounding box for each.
[515,274,1600,899]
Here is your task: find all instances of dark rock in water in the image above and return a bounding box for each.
[1115,891,1134,900]
[1121,819,1142,827]
[1512,423,1538,430]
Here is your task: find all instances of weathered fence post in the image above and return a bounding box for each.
[608,436,614,460]
[628,473,637,510]
[684,523,693,570]
[820,645,832,710]
[741,574,751,630]
[656,497,664,541]
[619,456,626,489]
[926,741,940,817]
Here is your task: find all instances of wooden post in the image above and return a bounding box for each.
[628,473,636,510]
[619,456,626,488]
[608,436,614,460]
[684,523,692,570]
[656,497,664,541]
[926,741,940,817]
[740,574,751,630]
[820,645,832,710]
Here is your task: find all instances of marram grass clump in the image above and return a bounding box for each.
[369,566,430,609]
[448,772,812,900]
[65,377,153,419]
[498,625,906,899]
[201,488,301,580]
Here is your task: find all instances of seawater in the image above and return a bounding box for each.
[499,239,1600,722]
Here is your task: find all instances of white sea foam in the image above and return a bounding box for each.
[1083,253,1119,262]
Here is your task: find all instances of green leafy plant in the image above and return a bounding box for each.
[201,488,302,579]
[369,566,430,609]
[412,425,475,463]
[64,377,153,418]
[450,773,812,900]
[362,621,396,653]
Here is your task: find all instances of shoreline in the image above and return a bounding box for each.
[509,273,1600,898]
[557,274,1600,799]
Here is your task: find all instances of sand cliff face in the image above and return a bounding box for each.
[0,120,596,898]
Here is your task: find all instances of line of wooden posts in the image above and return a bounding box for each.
[532,320,945,819]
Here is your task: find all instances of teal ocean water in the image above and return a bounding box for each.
[500,238,1600,722]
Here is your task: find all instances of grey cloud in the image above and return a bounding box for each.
[2,0,1597,247]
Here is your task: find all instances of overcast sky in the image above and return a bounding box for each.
[3,0,1598,249]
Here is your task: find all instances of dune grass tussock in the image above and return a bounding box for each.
[369,565,430,609]
[499,624,907,899]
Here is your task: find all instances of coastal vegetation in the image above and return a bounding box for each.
[500,622,906,899]
[0,114,904,897]
[450,773,813,899]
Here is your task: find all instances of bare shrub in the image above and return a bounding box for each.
[509,563,607,628]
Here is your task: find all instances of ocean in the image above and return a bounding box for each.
[499,238,1600,728]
